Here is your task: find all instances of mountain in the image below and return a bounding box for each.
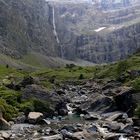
[0,0,140,67]
[48,0,140,63]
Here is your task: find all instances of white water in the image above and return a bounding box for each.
[94,27,106,32]
[119,135,129,140]
[52,6,64,58]
[67,104,74,115]
[52,7,60,44]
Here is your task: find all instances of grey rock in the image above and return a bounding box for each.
[0,115,11,130]
[40,134,63,140]
[0,132,10,139]
[120,125,134,134]
[28,112,43,124]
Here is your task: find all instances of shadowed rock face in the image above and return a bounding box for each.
[0,0,59,59]
[1,0,140,63]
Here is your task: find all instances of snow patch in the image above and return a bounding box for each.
[94,27,106,32]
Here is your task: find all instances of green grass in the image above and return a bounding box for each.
[22,53,44,67]
[1,52,140,120]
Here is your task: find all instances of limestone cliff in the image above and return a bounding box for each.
[49,1,140,63]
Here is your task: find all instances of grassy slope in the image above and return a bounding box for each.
[1,52,140,120]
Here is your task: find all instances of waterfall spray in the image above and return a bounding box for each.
[52,6,64,58]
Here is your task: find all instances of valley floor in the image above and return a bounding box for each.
[0,53,140,140]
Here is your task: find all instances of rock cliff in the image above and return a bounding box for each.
[1,0,140,64]
[49,1,140,63]
[0,0,59,59]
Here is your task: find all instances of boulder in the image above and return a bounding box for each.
[56,90,66,95]
[40,134,63,140]
[89,96,116,113]
[28,112,43,124]
[84,114,99,121]
[19,76,35,88]
[114,87,135,117]
[0,137,4,140]
[0,132,10,139]
[87,125,98,132]
[55,101,68,116]
[74,107,88,115]
[105,112,123,121]
[0,113,10,130]
[120,125,134,134]
[58,109,68,116]
[103,122,121,132]
[61,126,78,133]
[132,118,140,126]
[105,134,120,140]
[75,94,116,115]
[60,129,73,138]
[71,130,100,140]
[22,85,50,101]
[15,114,26,123]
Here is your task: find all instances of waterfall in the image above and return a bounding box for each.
[52,6,64,58]
[66,104,74,115]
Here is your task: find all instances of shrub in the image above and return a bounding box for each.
[0,99,17,120]
[116,60,129,78]
[0,88,21,106]
[79,74,84,79]
[19,100,34,115]
[20,98,50,115]
[132,78,140,91]
[66,64,76,69]
[33,99,49,113]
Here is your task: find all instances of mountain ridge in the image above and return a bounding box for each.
[0,0,140,67]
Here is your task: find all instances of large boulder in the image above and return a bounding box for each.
[4,76,36,90]
[89,96,116,113]
[132,118,140,126]
[40,134,63,140]
[114,87,135,117]
[0,113,10,130]
[75,93,116,115]
[19,76,35,88]
[120,125,134,135]
[22,85,50,100]
[71,130,100,140]
[28,112,43,124]
[0,132,10,139]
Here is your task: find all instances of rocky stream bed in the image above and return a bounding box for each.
[0,79,140,140]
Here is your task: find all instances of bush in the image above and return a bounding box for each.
[116,60,129,78]
[0,88,21,106]
[20,98,50,115]
[0,99,17,120]
[19,100,34,115]
[132,78,140,91]
[66,64,76,69]
[33,99,49,113]
[79,74,84,79]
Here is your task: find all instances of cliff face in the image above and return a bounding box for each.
[1,0,140,64]
[76,23,140,63]
[49,1,140,63]
[0,0,59,58]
